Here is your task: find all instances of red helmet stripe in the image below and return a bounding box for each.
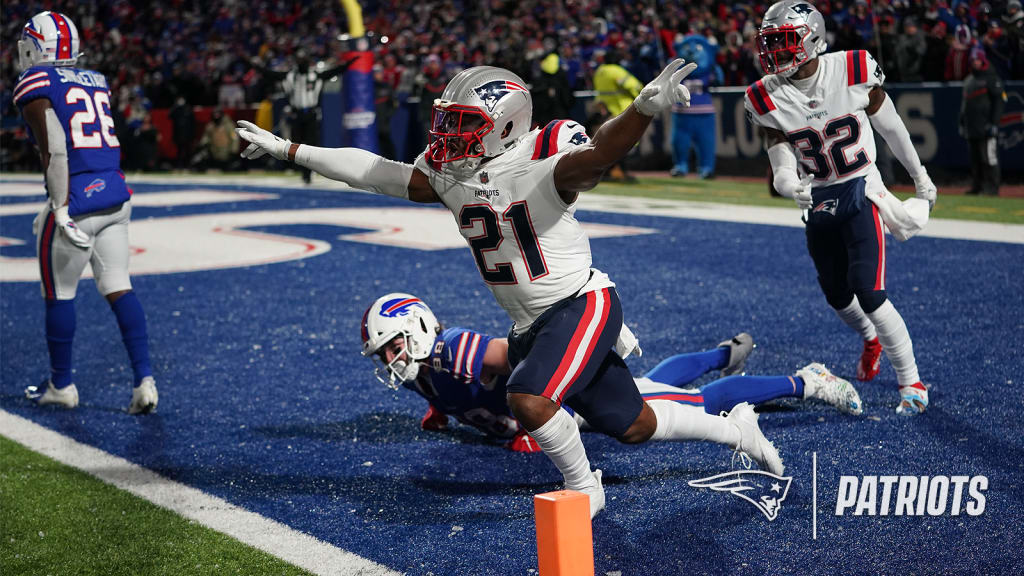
[49,13,72,60]
[360,305,372,343]
[504,80,527,91]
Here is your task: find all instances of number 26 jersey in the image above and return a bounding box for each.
[745,50,884,187]
[15,65,130,216]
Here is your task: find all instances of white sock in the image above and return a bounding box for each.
[866,300,920,386]
[836,298,877,341]
[648,400,741,448]
[528,408,596,491]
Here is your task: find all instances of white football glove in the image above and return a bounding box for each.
[633,58,699,117]
[791,175,814,210]
[912,170,937,210]
[236,120,291,161]
[53,205,91,249]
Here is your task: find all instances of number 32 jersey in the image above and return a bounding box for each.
[14,65,129,216]
[745,50,884,187]
[415,120,614,330]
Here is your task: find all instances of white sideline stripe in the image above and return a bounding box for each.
[0,409,402,576]
[575,194,1024,245]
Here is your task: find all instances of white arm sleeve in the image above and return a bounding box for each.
[44,108,70,210]
[293,145,413,199]
[869,94,925,180]
[767,142,801,198]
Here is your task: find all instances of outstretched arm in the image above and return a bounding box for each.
[235,121,439,203]
[866,86,936,207]
[552,59,697,202]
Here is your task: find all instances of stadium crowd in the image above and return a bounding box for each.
[2,0,1022,171]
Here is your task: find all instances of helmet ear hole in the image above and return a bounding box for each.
[501,122,513,138]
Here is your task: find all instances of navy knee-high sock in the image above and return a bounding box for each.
[110,292,152,385]
[700,375,805,414]
[45,299,76,388]
[643,348,730,388]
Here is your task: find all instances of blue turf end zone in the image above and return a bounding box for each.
[2,181,1022,575]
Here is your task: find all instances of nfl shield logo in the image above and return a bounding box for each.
[480,171,489,184]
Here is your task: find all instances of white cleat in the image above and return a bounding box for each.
[797,362,863,415]
[726,402,784,476]
[25,380,79,409]
[719,333,755,376]
[569,469,606,519]
[128,376,159,415]
[896,382,929,416]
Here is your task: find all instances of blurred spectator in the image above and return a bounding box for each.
[133,113,161,172]
[924,21,951,81]
[196,109,239,172]
[169,97,196,170]
[416,54,449,138]
[374,53,403,160]
[946,25,974,80]
[593,50,643,182]
[894,17,928,81]
[531,53,575,128]
[960,51,1006,196]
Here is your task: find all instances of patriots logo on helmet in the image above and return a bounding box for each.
[812,198,838,216]
[689,470,792,521]
[378,297,427,318]
[473,80,528,113]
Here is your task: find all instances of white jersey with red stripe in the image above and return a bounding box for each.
[415,119,615,331]
[744,50,884,187]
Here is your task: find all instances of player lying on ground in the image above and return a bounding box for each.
[15,11,157,414]
[360,293,862,454]
[240,59,778,518]
[746,0,933,415]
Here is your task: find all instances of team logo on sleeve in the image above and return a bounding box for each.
[473,80,528,113]
[689,470,793,521]
[378,297,427,318]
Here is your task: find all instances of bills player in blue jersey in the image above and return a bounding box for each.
[360,294,862,454]
[240,59,786,519]
[15,12,157,414]
[746,1,935,416]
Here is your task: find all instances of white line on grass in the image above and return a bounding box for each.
[0,409,403,576]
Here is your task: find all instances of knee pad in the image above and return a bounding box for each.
[818,278,855,311]
[856,290,888,314]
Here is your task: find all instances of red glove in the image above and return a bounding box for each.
[420,405,449,431]
[504,430,543,453]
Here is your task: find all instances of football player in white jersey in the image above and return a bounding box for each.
[237,60,784,518]
[745,0,935,416]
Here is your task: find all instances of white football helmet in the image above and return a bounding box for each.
[18,11,82,71]
[757,1,828,77]
[427,66,533,175]
[360,293,441,388]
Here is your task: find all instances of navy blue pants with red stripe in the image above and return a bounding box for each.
[805,177,887,312]
[506,287,643,438]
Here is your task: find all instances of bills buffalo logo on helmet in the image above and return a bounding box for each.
[689,470,793,521]
[473,80,528,113]
[378,297,427,318]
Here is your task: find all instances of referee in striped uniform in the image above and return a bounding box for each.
[255,50,357,183]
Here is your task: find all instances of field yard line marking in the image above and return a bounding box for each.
[5,177,1020,243]
[0,409,403,576]
[813,452,817,541]
[574,195,1024,245]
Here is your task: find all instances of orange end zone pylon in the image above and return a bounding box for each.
[534,490,595,576]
